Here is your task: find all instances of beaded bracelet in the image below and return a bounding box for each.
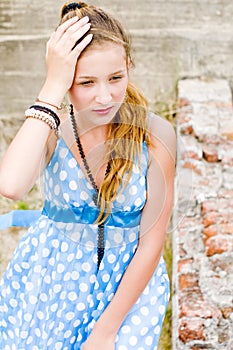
[30,104,60,129]
[25,108,57,130]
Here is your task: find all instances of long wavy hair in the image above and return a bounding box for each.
[60,2,151,223]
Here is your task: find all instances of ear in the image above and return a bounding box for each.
[126,58,132,71]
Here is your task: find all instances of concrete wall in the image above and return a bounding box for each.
[0,0,232,117]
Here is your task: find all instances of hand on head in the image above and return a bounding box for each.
[45,15,93,97]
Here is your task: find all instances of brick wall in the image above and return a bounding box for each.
[173,78,233,349]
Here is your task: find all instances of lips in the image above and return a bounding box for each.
[93,106,113,115]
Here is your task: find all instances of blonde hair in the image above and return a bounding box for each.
[60,2,151,222]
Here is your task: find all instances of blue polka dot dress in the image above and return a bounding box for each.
[0,136,170,350]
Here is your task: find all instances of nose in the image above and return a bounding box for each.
[95,84,112,105]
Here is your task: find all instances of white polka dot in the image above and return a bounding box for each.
[21,330,28,339]
[67,253,75,262]
[121,325,130,334]
[12,281,20,289]
[129,336,138,346]
[48,177,54,189]
[9,299,18,308]
[53,162,59,173]
[145,336,153,346]
[102,273,110,283]
[64,330,72,339]
[135,197,142,206]
[77,302,85,311]
[80,191,89,200]
[140,327,149,336]
[55,342,63,350]
[159,305,166,315]
[29,296,37,305]
[40,293,48,302]
[59,170,67,181]
[21,262,30,269]
[44,275,51,284]
[71,271,79,280]
[8,316,16,325]
[49,257,55,266]
[107,254,116,264]
[61,242,69,252]
[119,346,128,350]
[82,262,91,272]
[24,313,32,322]
[69,180,78,191]
[129,232,137,242]
[123,253,130,263]
[60,291,66,300]
[31,238,38,247]
[37,311,44,320]
[25,282,34,291]
[158,285,166,295]
[63,193,70,202]
[52,239,59,248]
[35,328,41,337]
[116,194,125,203]
[140,177,145,186]
[68,158,77,168]
[79,283,88,292]
[115,273,122,282]
[140,306,149,316]
[54,184,60,196]
[53,284,62,293]
[68,292,77,301]
[77,169,84,179]
[66,312,75,321]
[59,148,68,158]
[114,233,123,244]
[154,325,161,334]
[74,319,81,327]
[129,185,138,195]
[151,316,159,326]
[151,296,158,305]
[131,315,141,325]
[42,248,50,257]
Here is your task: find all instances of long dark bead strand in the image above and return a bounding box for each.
[70,104,110,269]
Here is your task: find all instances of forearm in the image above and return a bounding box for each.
[0,117,51,199]
[94,242,164,336]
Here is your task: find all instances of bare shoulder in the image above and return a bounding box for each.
[148,112,176,161]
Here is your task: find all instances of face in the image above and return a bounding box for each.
[69,42,129,126]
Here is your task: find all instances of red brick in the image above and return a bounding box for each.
[203,212,220,227]
[201,201,218,215]
[178,258,194,273]
[221,307,233,319]
[179,289,222,319]
[179,273,199,290]
[179,318,206,343]
[220,223,233,234]
[180,122,194,135]
[202,144,219,162]
[203,225,218,242]
[205,235,233,256]
[182,159,203,175]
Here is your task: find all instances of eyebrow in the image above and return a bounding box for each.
[77,69,126,80]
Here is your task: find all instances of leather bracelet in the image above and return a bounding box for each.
[35,98,62,110]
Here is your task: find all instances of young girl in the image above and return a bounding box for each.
[0,2,176,349]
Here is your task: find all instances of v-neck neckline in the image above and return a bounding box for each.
[60,136,103,192]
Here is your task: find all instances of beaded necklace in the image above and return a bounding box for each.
[70,104,110,269]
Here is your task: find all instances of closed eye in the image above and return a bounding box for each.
[79,80,94,86]
[110,75,123,81]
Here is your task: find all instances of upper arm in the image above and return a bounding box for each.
[139,114,176,249]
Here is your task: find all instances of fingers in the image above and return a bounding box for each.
[54,16,90,44]
[48,16,92,56]
[71,33,93,56]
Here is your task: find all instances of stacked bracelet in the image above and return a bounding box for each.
[25,104,61,131]
[25,108,57,129]
[30,105,60,128]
